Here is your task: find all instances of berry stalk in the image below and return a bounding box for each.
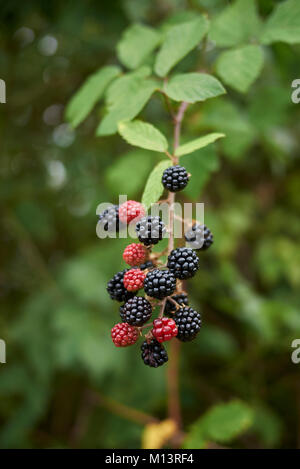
[164,101,189,437]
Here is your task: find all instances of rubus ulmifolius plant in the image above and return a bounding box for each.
[66,14,231,368]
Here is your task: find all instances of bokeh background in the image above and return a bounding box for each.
[1,0,300,449]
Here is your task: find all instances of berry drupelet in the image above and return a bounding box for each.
[162,165,189,192]
[123,269,146,292]
[167,247,199,279]
[123,243,148,267]
[119,200,145,224]
[185,224,214,251]
[111,323,139,347]
[136,216,165,246]
[107,269,136,302]
[120,297,152,326]
[152,317,178,343]
[141,339,168,368]
[98,204,122,232]
[173,307,202,342]
[144,269,176,299]
[164,293,189,316]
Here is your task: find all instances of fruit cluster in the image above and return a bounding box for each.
[99,166,214,368]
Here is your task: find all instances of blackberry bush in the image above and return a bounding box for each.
[77,17,220,370]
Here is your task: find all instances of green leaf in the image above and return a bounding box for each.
[97,69,159,135]
[216,45,264,93]
[154,16,209,77]
[105,66,151,106]
[164,73,225,103]
[200,99,256,159]
[65,65,120,128]
[252,405,282,447]
[184,400,253,448]
[117,23,161,69]
[118,120,168,152]
[142,160,171,209]
[209,0,261,47]
[175,133,225,157]
[261,0,300,45]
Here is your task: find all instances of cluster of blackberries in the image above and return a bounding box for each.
[100,165,214,368]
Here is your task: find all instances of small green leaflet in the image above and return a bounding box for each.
[142,160,172,209]
[209,0,261,47]
[216,45,264,93]
[261,0,300,45]
[118,120,168,153]
[117,24,161,69]
[97,69,159,136]
[164,73,225,103]
[65,65,120,128]
[183,400,253,449]
[154,16,209,77]
[105,66,151,107]
[175,133,225,157]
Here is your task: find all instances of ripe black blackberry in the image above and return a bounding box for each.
[136,216,165,246]
[173,307,202,342]
[164,293,189,316]
[162,165,189,192]
[141,339,168,368]
[185,224,213,250]
[107,269,136,302]
[120,297,152,326]
[144,269,176,299]
[98,205,122,232]
[167,247,199,279]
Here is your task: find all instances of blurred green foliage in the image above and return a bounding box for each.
[1,0,300,449]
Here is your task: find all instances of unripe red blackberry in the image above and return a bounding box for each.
[167,247,199,279]
[144,269,176,299]
[111,322,139,347]
[164,293,189,316]
[107,269,136,302]
[152,317,178,343]
[119,200,145,224]
[185,224,214,251]
[136,216,165,246]
[141,339,168,367]
[98,204,122,232]
[173,307,202,342]
[123,268,146,292]
[162,165,189,192]
[123,243,148,267]
[120,297,152,326]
